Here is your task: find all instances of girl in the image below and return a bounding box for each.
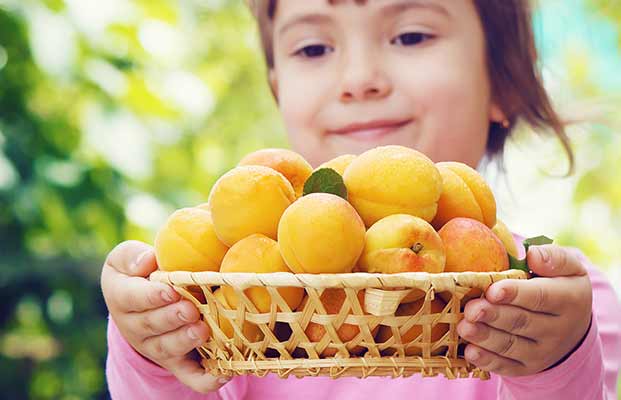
[101,1,621,398]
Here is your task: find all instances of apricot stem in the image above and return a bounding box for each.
[411,243,423,254]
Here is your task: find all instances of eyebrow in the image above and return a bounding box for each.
[277,13,333,37]
[380,0,450,18]
[276,0,450,37]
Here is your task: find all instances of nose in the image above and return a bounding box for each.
[339,45,392,103]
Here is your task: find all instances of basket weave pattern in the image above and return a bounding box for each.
[150,270,527,380]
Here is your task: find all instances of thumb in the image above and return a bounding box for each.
[105,240,158,277]
[167,355,231,394]
[526,245,586,277]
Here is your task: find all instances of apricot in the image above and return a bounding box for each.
[220,234,304,313]
[432,162,496,230]
[343,145,442,227]
[278,193,366,274]
[359,214,445,274]
[154,207,228,272]
[376,297,449,356]
[438,217,509,272]
[213,288,263,342]
[208,165,295,246]
[492,219,519,259]
[302,289,376,357]
[316,154,357,176]
[238,148,313,198]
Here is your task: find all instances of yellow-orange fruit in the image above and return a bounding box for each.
[438,217,509,272]
[278,193,366,274]
[208,165,295,246]
[359,214,445,274]
[220,234,304,313]
[376,297,449,356]
[238,148,313,198]
[302,289,376,357]
[316,154,357,176]
[432,162,496,230]
[492,219,519,259]
[155,207,229,272]
[343,145,442,227]
[196,202,210,211]
[213,288,262,341]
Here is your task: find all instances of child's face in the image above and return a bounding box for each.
[270,0,506,167]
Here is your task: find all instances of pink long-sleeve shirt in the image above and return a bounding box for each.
[106,245,621,400]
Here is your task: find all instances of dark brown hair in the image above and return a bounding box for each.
[248,0,574,173]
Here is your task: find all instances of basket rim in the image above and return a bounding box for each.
[149,269,527,289]
[199,356,491,380]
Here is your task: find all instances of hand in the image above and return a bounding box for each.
[457,245,593,376]
[101,240,230,393]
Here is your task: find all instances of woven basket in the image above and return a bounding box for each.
[150,269,527,380]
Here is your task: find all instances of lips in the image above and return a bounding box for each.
[327,119,412,141]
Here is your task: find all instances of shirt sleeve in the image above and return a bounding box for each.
[496,248,621,400]
[105,315,246,400]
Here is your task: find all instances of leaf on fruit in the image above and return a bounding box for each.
[303,168,348,200]
[523,235,553,253]
[508,254,529,273]
[509,235,554,277]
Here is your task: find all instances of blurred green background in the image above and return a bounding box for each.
[0,0,619,398]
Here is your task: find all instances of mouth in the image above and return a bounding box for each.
[326,119,412,141]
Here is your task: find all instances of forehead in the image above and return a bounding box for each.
[271,0,452,14]
[271,0,454,24]
[271,0,458,39]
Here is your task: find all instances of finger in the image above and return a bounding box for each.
[105,240,158,277]
[485,278,565,315]
[526,245,586,277]
[102,264,180,313]
[167,356,231,394]
[142,321,210,360]
[463,298,556,340]
[464,344,530,377]
[126,300,201,338]
[457,320,537,363]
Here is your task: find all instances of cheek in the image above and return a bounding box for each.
[277,68,328,131]
[429,72,489,131]
[278,78,309,129]
[396,58,491,164]
[275,69,329,167]
[404,49,489,117]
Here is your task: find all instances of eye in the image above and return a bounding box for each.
[294,44,333,58]
[391,32,434,46]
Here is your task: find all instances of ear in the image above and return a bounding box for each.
[268,69,279,103]
[489,101,507,124]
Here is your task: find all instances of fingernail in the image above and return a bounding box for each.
[187,327,199,340]
[495,289,506,302]
[466,323,478,337]
[458,322,477,338]
[133,250,150,270]
[178,311,190,323]
[536,247,550,264]
[162,290,174,303]
[469,350,481,362]
[218,377,231,385]
[474,310,485,322]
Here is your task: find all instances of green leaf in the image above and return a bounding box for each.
[508,236,554,277]
[523,235,554,253]
[509,253,529,273]
[303,168,348,200]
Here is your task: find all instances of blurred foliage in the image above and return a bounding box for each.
[547,0,621,273]
[0,0,619,398]
[0,0,284,398]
